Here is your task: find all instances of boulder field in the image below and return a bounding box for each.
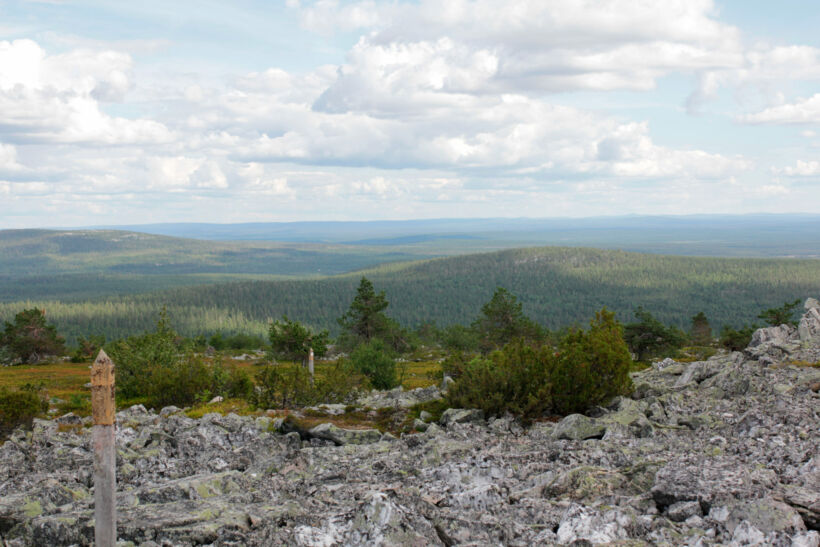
[1,300,820,546]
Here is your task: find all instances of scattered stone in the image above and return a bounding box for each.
[1,300,819,545]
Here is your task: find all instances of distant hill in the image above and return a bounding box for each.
[0,229,433,301]
[90,214,820,258]
[3,246,818,343]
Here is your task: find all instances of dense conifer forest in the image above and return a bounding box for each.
[2,246,817,343]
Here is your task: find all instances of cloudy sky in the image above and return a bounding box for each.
[1,0,819,228]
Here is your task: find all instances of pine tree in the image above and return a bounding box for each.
[337,277,394,348]
[0,308,65,364]
[689,312,712,346]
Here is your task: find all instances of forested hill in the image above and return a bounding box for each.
[2,247,818,343]
[0,229,426,278]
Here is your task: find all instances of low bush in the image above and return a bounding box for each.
[56,393,91,416]
[350,339,401,390]
[107,311,255,409]
[70,335,105,363]
[445,309,633,422]
[250,360,362,409]
[445,342,553,421]
[719,325,756,351]
[0,384,49,438]
[441,351,471,379]
[551,309,633,415]
[209,332,267,351]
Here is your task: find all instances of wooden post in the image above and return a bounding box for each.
[308,347,315,385]
[91,349,116,547]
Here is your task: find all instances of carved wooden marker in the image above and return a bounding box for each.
[91,349,116,547]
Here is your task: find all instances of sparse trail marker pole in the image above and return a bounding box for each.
[92,349,117,547]
[308,347,315,385]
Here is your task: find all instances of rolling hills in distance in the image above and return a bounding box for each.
[1,215,819,344]
[93,214,820,258]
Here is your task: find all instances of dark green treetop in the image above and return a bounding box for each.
[269,315,329,364]
[623,306,686,362]
[689,311,712,346]
[0,308,65,364]
[472,287,541,353]
[757,299,801,327]
[337,277,393,345]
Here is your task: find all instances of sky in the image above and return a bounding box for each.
[0,0,819,228]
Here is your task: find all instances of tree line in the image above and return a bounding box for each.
[1,246,817,346]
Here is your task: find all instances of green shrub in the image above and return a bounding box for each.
[56,393,91,415]
[551,309,633,415]
[208,358,254,400]
[142,353,213,408]
[350,339,399,389]
[70,335,105,363]
[719,325,756,351]
[108,311,253,409]
[1,385,48,437]
[441,325,480,352]
[441,350,472,379]
[208,331,266,351]
[250,360,362,409]
[317,359,363,404]
[445,308,633,422]
[623,307,687,362]
[445,342,553,422]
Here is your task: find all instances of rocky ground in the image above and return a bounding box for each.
[1,302,820,546]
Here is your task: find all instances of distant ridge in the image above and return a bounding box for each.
[82,214,820,257]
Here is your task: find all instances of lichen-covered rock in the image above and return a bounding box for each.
[439,408,484,427]
[798,304,820,344]
[308,422,382,446]
[2,303,820,546]
[551,413,606,440]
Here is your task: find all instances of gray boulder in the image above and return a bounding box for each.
[551,414,606,440]
[439,408,484,427]
[798,304,820,345]
[308,422,382,446]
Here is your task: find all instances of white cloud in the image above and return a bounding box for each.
[3,3,818,226]
[293,0,744,95]
[0,143,22,171]
[782,160,820,177]
[757,184,790,196]
[0,39,173,144]
[741,94,820,124]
